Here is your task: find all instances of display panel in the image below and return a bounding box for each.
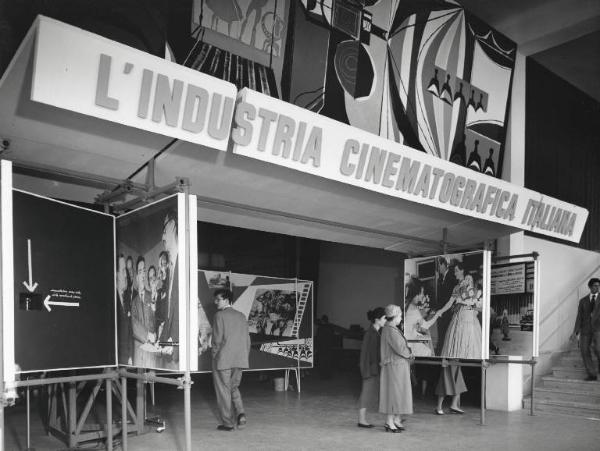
[404,251,489,360]
[12,189,115,373]
[490,261,537,358]
[197,271,313,372]
[116,194,188,371]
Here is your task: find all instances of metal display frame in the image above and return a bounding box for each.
[195,270,314,392]
[487,251,540,417]
[0,161,199,450]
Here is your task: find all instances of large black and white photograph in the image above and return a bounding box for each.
[116,194,185,371]
[404,251,488,360]
[489,261,536,357]
[247,288,296,337]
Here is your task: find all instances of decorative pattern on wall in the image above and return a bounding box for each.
[295,0,516,179]
[183,1,515,178]
[189,42,279,96]
[199,0,286,56]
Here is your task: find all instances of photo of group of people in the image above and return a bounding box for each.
[404,252,487,360]
[248,289,296,337]
[117,196,181,371]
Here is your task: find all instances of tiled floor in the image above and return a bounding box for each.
[4,370,599,450]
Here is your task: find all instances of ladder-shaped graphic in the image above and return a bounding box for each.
[291,282,311,338]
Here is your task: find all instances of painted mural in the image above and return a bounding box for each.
[193,0,286,56]
[185,1,516,179]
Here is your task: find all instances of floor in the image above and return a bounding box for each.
[4,370,599,451]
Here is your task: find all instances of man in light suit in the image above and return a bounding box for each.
[571,277,600,381]
[212,288,251,431]
[158,211,178,369]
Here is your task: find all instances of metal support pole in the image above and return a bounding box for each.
[0,402,4,451]
[136,369,144,435]
[442,227,448,254]
[68,382,76,448]
[106,378,113,451]
[183,372,192,451]
[118,370,183,387]
[121,376,128,451]
[26,387,31,450]
[530,358,536,416]
[480,362,486,426]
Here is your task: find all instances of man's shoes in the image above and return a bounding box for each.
[217,425,234,431]
[237,413,247,429]
[584,375,598,381]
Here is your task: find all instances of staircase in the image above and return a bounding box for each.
[524,343,600,418]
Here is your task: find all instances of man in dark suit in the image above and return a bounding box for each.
[435,258,456,355]
[131,256,155,367]
[212,288,251,431]
[117,254,133,365]
[571,277,600,381]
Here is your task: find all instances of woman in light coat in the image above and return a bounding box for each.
[379,304,414,432]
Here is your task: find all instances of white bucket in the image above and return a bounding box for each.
[273,377,285,392]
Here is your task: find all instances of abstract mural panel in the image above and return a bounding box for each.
[182,1,515,178]
[294,0,516,178]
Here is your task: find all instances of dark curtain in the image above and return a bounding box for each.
[525,58,600,251]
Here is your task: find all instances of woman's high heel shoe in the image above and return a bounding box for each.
[384,424,401,433]
[393,422,405,431]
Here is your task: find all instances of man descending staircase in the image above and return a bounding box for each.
[525,342,600,419]
[525,277,600,418]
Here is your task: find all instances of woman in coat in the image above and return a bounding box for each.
[379,304,414,432]
[357,307,387,428]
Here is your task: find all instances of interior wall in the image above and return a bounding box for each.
[526,235,600,354]
[525,58,600,251]
[317,242,405,329]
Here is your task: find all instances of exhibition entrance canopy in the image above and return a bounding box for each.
[0,17,589,255]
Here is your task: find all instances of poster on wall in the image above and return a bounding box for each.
[116,194,189,372]
[490,261,537,358]
[197,271,313,372]
[10,189,115,373]
[404,250,490,360]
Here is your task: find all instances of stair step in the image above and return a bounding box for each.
[553,366,589,378]
[542,376,600,394]
[557,358,587,369]
[523,397,600,419]
[534,387,600,404]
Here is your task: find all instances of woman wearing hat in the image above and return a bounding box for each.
[379,304,414,432]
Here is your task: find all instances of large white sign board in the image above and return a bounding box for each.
[31,16,237,150]
[232,88,588,243]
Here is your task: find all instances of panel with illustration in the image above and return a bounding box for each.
[181,1,516,175]
[289,1,516,178]
[189,0,289,97]
[404,251,489,360]
[197,270,313,372]
[116,194,188,372]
